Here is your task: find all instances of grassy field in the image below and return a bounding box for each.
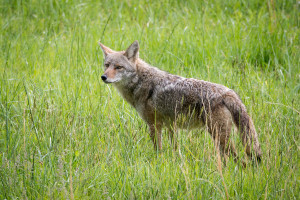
[0,0,299,199]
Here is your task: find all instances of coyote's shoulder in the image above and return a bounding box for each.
[99,40,262,164]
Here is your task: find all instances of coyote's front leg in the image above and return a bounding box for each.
[167,127,178,150]
[148,123,162,150]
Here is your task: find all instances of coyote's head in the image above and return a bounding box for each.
[99,41,139,84]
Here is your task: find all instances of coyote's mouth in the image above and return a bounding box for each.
[103,80,117,84]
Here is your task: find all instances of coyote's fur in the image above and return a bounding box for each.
[99,40,262,163]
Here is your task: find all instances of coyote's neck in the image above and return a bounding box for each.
[113,77,138,107]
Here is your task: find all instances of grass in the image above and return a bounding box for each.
[0,0,299,199]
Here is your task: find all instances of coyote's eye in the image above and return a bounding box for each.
[115,65,123,70]
[104,64,109,68]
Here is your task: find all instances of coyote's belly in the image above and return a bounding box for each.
[164,112,206,130]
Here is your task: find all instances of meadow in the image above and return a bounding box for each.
[0,0,299,199]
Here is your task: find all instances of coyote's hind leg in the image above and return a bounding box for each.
[207,105,239,162]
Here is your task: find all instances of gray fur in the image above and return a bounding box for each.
[99,41,262,163]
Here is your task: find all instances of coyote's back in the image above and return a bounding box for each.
[99,40,262,163]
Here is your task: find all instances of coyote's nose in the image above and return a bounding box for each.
[101,75,107,81]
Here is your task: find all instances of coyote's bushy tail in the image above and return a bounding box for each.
[223,91,262,162]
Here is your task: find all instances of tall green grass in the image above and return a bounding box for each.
[0,0,299,199]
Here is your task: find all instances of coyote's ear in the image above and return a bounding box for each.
[124,40,139,62]
[98,42,115,57]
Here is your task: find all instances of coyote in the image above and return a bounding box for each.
[99,40,262,163]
